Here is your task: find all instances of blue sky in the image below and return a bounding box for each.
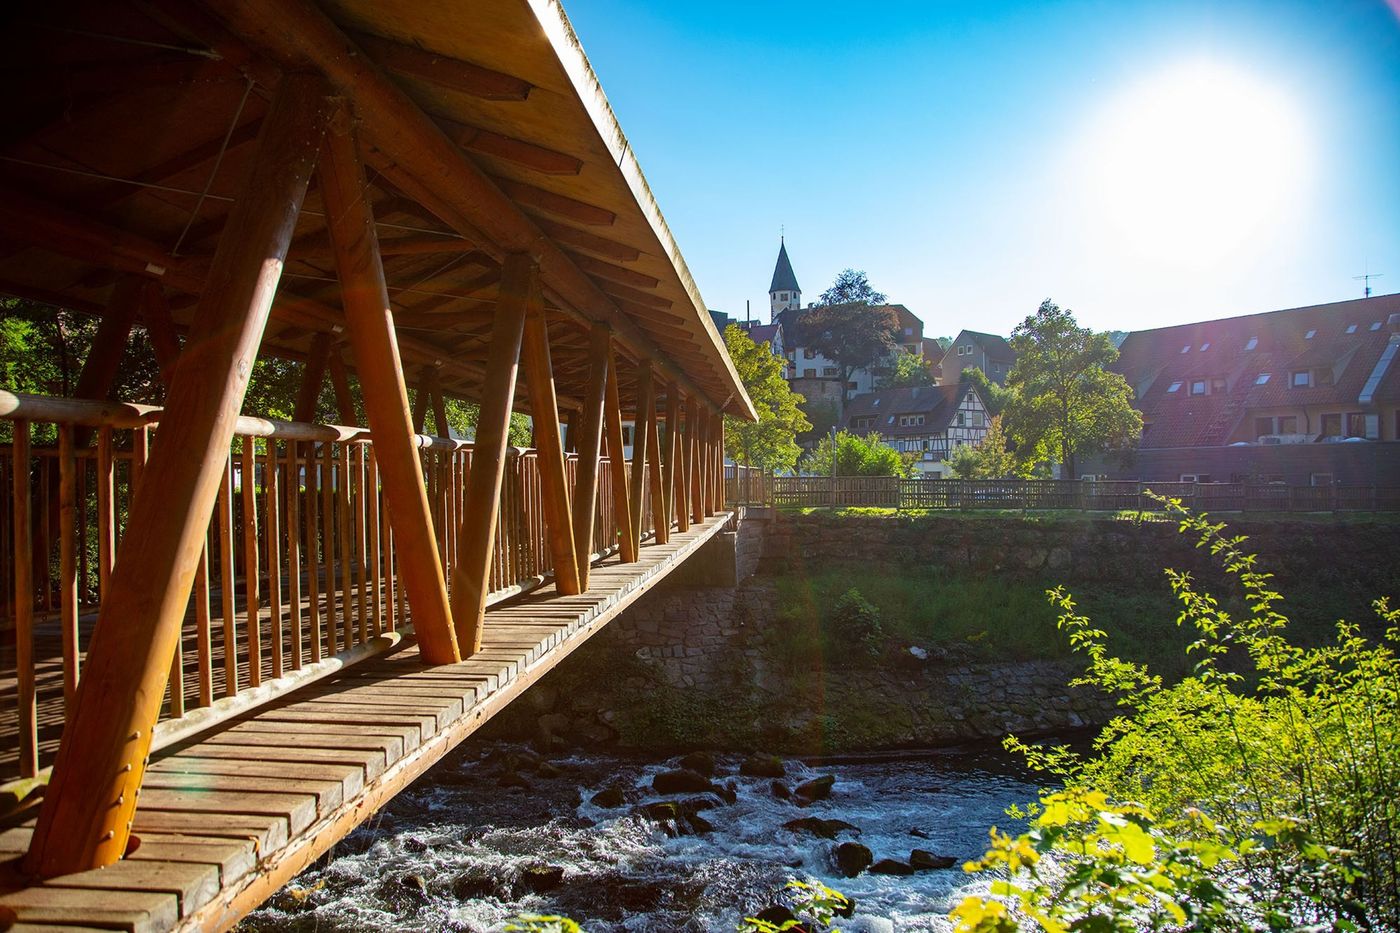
[562,0,1400,338]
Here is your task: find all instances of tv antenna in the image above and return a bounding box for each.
[1354,270,1383,298]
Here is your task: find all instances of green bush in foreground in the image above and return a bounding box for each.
[829,588,884,660]
[956,497,1399,931]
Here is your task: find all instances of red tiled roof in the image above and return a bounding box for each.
[841,384,973,436]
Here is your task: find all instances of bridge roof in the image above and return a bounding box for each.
[0,0,754,419]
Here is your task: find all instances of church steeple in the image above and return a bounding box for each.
[768,238,801,322]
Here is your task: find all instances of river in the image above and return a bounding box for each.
[241,742,1045,932]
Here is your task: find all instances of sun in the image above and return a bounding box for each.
[1080,59,1311,268]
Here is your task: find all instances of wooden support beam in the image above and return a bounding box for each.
[138,283,182,388]
[521,302,580,595]
[25,73,334,879]
[628,361,653,555]
[603,338,636,562]
[318,104,460,666]
[410,369,431,433]
[571,325,608,588]
[327,352,357,424]
[663,389,680,536]
[294,333,332,423]
[493,177,615,227]
[673,391,690,533]
[349,31,533,101]
[451,253,530,654]
[689,395,704,525]
[647,382,667,544]
[435,117,582,176]
[710,410,724,513]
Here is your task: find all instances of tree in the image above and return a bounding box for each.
[1002,300,1141,479]
[802,430,910,477]
[817,268,887,307]
[798,302,898,404]
[878,351,934,389]
[959,366,1012,416]
[722,324,810,473]
[943,416,1024,479]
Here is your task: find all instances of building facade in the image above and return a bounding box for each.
[842,383,991,476]
[940,329,1017,386]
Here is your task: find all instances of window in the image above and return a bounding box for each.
[1347,412,1379,439]
[1371,321,1382,331]
[821,367,838,377]
[1291,371,1311,387]
[1167,381,1183,393]
[956,412,966,426]
[1245,337,1258,350]
[1190,380,1207,395]
[1278,416,1298,434]
[802,368,816,378]
[847,381,857,391]
[1255,372,1271,385]
[1181,345,1191,354]
[899,414,925,427]
[1180,473,1199,483]
[803,348,814,359]
[1321,413,1342,436]
[1254,416,1274,437]
[904,327,913,336]
[1311,473,1334,487]
[1305,329,1316,339]
[1345,324,1358,334]
[1199,342,1210,351]
[971,411,985,427]
[957,345,966,356]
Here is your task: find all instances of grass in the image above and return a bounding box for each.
[781,506,1400,524]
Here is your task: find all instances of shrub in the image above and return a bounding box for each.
[829,588,884,659]
[956,496,1399,930]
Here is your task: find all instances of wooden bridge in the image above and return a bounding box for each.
[0,0,753,927]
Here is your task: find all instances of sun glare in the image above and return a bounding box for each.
[1081,60,1311,268]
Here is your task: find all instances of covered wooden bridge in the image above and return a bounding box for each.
[0,0,753,927]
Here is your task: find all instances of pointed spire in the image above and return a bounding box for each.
[769,240,800,295]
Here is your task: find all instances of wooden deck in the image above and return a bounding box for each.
[0,512,732,932]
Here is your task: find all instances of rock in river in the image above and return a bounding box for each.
[832,841,873,878]
[783,817,860,839]
[739,754,786,778]
[910,849,957,870]
[652,768,715,795]
[870,858,915,876]
[794,774,836,805]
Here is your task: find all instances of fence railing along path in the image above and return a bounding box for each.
[0,392,652,784]
[724,465,1400,512]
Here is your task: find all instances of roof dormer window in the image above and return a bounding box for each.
[1292,371,1311,387]
[1305,329,1316,339]
[1345,324,1358,334]
[1245,337,1258,350]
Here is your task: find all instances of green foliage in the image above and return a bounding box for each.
[505,916,583,933]
[945,416,1026,479]
[829,588,884,659]
[965,499,1400,930]
[723,324,811,473]
[802,430,911,477]
[878,350,935,388]
[739,880,853,933]
[1003,300,1141,478]
[816,269,886,307]
[959,366,1013,416]
[797,302,898,402]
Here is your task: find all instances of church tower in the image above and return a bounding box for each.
[768,238,801,322]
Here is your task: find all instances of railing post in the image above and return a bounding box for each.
[688,395,704,524]
[647,383,668,543]
[672,391,689,533]
[26,73,334,878]
[451,254,531,654]
[603,339,637,561]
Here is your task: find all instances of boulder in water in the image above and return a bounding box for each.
[870,858,915,876]
[716,780,739,805]
[752,905,810,933]
[678,751,716,776]
[739,754,786,777]
[910,849,957,870]
[685,812,715,834]
[783,817,859,839]
[652,768,714,795]
[517,864,566,895]
[909,828,931,839]
[794,774,836,805]
[771,781,791,800]
[496,771,530,790]
[590,785,627,808]
[832,841,873,877]
[536,761,563,779]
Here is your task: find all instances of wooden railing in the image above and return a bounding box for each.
[724,469,1400,513]
[0,392,649,781]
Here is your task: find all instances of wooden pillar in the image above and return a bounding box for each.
[673,391,689,533]
[713,411,726,511]
[327,351,357,424]
[647,385,667,544]
[628,361,652,555]
[603,340,636,562]
[294,333,332,423]
[520,301,580,595]
[451,253,530,654]
[72,278,142,444]
[26,74,334,878]
[689,396,704,524]
[571,325,608,588]
[318,104,460,665]
[138,283,182,388]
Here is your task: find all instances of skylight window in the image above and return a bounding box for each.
[872,398,880,406]
[1180,345,1190,354]
[1371,322,1383,331]
[1245,337,1258,350]
[1167,381,1183,393]
[1345,324,1358,334]
[1305,329,1316,339]
[1255,372,1270,385]
[1199,342,1210,351]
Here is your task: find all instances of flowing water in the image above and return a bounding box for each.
[242,743,1044,933]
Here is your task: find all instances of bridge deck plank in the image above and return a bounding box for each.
[0,514,732,931]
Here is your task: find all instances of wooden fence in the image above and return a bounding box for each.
[0,392,649,780]
[724,466,1400,512]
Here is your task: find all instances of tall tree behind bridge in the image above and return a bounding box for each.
[817,268,887,306]
[1003,299,1141,478]
[722,324,810,473]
